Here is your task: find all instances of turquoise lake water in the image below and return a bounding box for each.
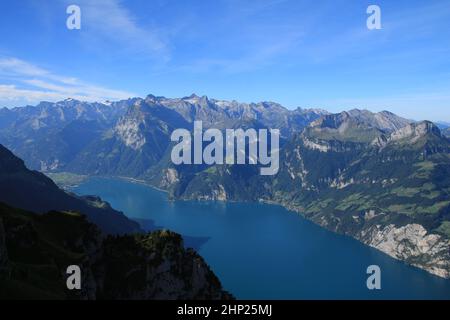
[72,177,450,300]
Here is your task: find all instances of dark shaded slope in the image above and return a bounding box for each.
[0,203,232,300]
[0,144,140,235]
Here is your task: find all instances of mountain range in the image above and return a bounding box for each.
[1,94,450,279]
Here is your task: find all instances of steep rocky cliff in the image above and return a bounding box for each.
[357,223,450,278]
[0,203,232,300]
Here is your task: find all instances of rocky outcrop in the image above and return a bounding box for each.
[114,115,146,150]
[0,204,232,300]
[185,184,228,201]
[358,224,450,278]
[99,230,232,300]
[373,121,444,149]
[390,121,441,143]
[302,137,330,152]
[308,109,409,134]
[348,109,410,132]
[159,168,180,189]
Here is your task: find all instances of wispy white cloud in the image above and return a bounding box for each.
[175,0,308,74]
[65,0,169,59]
[302,1,450,64]
[0,57,77,84]
[0,84,96,102]
[182,29,304,74]
[0,57,135,104]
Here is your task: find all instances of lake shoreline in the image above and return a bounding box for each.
[70,175,450,299]
[52,172,450,281]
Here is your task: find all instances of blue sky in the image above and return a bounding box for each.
[0,0,449,121]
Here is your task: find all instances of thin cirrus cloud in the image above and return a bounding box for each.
[0,57,77,85]
[65,0,169,59]
[182,29,305,74]
[0,57,135,105]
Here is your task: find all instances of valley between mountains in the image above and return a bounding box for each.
[1,94,450,279]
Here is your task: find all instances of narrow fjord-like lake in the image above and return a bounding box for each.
[72,177,450,299]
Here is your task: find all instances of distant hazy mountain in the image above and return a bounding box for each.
[0,95,326,175]
[436,121,450,130]
[443,127,450,138]
[0,144,140,234]
[148,93,328,137]
[0,99,134,170]
[303,109,410,143]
